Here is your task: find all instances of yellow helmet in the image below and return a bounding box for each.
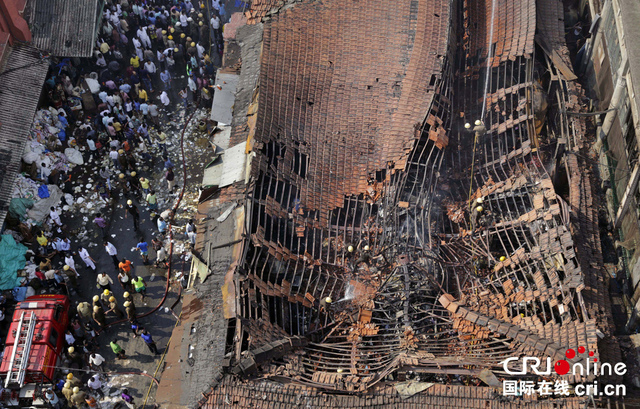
[131,171,136,177]
[162,30,167,35]
[68,347,74,354]
[168,35,173,40]
[118,149,124,154]
[127,200,133,205]
[476,206,484,212]
[186,37,192,42]
[119,173,125,179]
[180,33,186,38]
[124,301,131,307]
[325,297,332,303]
[499,256,507,262]
[103,289,110,296]
[72,387,80,394]
[170,27,175,33]
[93,295,99,302]
[199,21,203,26]
[64,382,71,389]
[67,373,74,380]
[63,265,70,270]
[200,3,205,7]
[190,42,195,47]
[198,13,203,18]
[123,292,130,298]
[93,306,100,312]
[109,296,116,302]
[174,48,179,52]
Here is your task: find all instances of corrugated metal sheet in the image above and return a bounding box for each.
[25,0,99,57]
[0,44,49,229]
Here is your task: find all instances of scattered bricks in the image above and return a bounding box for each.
[516,332,528,344]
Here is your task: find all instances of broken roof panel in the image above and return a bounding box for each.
[0,45,50,230]
[25,0,99,57]
[253,0,451,218]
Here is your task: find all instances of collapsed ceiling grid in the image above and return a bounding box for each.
[202,0,621,405]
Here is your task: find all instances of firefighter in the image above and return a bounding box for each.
[61,382,73,402]
[69,387,86,409]
[62,266,78,290]
[92,295,101,309]
[100,289,112,306]
[66,373,81,388]
[93,305,106,330]
[67,347,84,368]
[124,301,136,320]
[76,302,92,321]
[107,296,124,319]
[123,291,135,307]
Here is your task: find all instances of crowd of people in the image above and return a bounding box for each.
[2,0,221,407]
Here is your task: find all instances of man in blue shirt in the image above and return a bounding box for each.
[140,330,158,354]
[136,239,149,264]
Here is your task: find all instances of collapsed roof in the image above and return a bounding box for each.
[202,0,621,405]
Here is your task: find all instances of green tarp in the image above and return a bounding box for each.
[0,235,27,290]
[9,198,34,222]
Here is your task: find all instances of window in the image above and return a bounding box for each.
[49,329,58,348]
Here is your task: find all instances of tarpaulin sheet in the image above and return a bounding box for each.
[8,198,34,222]
[27,185,63,223]
[0,235,27,290]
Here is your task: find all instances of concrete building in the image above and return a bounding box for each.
[579,0,640,328]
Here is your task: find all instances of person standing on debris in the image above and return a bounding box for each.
[89,352,106,372]
[125,200,140,231]
[49,206,63,228]
[136,239,150,264]
[132,276,147,301]
[87,375,104,399]
[140,330,159,355]
[97,273,113,291]
[186,219,196,247]
[166,167,176,192]
[146,189,158,211]
[78,247,97,273]
[70,387,86,409]
[103,241,120,269]
[61,382,73,402]
[157,216,167,235]
[110,339,126,359]
[93,213,108,237]
[139,177,150,196]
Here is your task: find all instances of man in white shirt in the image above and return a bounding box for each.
[103,241,119,268]
[49,207,62,227]
[89,353,106,371]
[78,247,96,272]
[87,375,104,398]
[144,60,157,75]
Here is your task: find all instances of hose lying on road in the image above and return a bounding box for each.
[104,109,197,329]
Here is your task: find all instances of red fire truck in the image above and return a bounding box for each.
[0,294,71,407]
